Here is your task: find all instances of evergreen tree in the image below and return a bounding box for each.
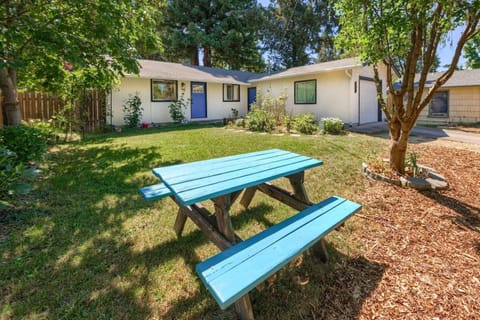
[161,0,265,71]
[261,0,339,70]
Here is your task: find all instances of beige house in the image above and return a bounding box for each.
[109,57,391,126]
[417,69,480,125]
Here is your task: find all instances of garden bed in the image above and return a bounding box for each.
[362,160,449,190]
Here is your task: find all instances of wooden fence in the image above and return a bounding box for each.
[7,90,107,132]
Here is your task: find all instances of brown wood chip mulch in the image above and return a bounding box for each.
[337,143,480,320]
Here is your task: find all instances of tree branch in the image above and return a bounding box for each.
[417,9,480,117]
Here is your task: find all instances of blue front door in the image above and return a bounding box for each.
[191,82,207,118]
[248,87,256,111]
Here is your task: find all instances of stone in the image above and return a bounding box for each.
[426,178,449,190]
[407,177,432,190]
[428,171,446,182]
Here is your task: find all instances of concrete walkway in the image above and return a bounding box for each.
[349,122,480,145]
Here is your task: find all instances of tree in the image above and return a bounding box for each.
[336,1,479,173]
[464,32,480,68]
[161,0,265,72]
[261,0,339,70]
[0,0,160,125]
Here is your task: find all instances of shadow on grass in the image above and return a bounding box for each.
[162,238,385,320]
[88,122,224,143]
[0,141,186,319]
[421,190,480,232]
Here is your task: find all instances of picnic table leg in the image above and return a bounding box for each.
[288,172,329,261]
[173,208,187,237]
[213,195,255,320]
[287,171,310,202]
[240,187,256,209]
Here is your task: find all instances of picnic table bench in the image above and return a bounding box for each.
[140,149,361,319]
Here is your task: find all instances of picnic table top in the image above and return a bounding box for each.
[152,149,323,206]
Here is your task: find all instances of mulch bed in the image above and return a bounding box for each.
[347,144,480,319]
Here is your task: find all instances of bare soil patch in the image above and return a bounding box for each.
[353,142,480,319]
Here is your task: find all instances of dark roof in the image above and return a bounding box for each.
[133,59,265,85]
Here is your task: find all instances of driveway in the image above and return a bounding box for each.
[349,122,480,145]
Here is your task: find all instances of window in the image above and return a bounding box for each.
[223,84,240,102]
[151,79,177,101]
[294,79,316,104]
[429,91,448,117]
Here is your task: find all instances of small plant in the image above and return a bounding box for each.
[168,99,188,123]
[405,151,420,177]
[234,118,246,128]
[231,108,239,119]
[293,114,318,135]
[322,117,344,135]
[283,115,294,133]
[0,125,48,163]
[0,147,38,207]
[246,109,275,132]
[123,93,143,128]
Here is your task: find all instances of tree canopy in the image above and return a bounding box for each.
[336,0,479,172]
[464,32,480,68]
[261,0,339,70]
[0,0,161,125]
[161,0,264,72]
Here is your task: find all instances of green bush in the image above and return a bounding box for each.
[246,109,275,132]
[0,125,48,163]
[123,94,143,128]
[168,99,187,123]
[234,118,246,128]
[322,117,345,135]
[293,114,318,135]
[0,147,38,206]
[25,119,59,144]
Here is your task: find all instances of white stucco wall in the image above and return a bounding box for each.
[254,70,355,124]
[110,77,249,126]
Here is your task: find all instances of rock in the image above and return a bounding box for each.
[426,178,449,190]
[407,177,432,190]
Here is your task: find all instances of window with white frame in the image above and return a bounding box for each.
[151,79,177,101]
[223,84,240,102]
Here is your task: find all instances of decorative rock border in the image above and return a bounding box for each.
[362,162,449,191]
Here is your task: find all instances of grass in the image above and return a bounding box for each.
[0,124,386,319]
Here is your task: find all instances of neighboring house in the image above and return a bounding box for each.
[416,69,480,125]
[109,57,392,126]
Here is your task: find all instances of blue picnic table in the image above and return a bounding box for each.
[140,149,361,320]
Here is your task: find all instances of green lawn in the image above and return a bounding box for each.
[0,124,386,319]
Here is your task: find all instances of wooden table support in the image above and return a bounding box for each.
[213,194,255,320]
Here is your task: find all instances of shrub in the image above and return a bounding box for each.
[25,119,59,144]
[0,147,38,206]
[322,117,344,135]
[0,125,48,163]
[293,114,318,135]
[123,94,143,128]
[246,109,275,132]
[253,92,288,125]
[234,118,246,128]
[168,99,188,123]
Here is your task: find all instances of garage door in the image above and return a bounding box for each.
[359,79,380,124]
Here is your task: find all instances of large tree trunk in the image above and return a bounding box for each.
[388,117,410,174]
[191,47,199,66]
[203,45,212,67]
[0,67,22,125]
